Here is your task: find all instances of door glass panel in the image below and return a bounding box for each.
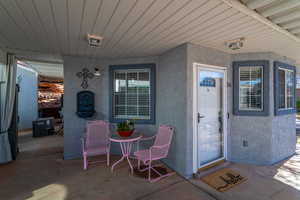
[198,69,224,166]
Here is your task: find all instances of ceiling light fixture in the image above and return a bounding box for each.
[87,34,103,48]
[225,37,245,50]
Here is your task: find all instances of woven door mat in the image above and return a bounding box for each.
[200,168,247,192]
[133,165,168,179]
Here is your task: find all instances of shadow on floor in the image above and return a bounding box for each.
[190,141,300,200]
[0,134,215,200]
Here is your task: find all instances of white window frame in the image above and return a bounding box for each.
[278,67,294,110]
[112,68,151,120]
[192,63,228,173]
[238,66,264,111]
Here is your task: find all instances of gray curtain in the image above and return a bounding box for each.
[0,54,17,163]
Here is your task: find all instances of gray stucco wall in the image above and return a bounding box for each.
[63,43,296,178]
[230,52,296,165]
[269,53,296,164]
[64,45,190,177]
[156,44,188,177]
[63,56,159,160]
[16,65,38,130]
[186,43,232,176]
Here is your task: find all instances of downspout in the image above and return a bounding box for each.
[219,0,300,44]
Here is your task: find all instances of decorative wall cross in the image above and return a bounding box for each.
[76,68,94,89]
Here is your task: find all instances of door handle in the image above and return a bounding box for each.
[197,113,205,123]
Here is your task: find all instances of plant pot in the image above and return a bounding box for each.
[118,130,134,137]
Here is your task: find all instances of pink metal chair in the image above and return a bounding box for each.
[134,125,175,182]
[81,120,111,170]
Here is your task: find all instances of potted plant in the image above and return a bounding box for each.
[116,120,135,137]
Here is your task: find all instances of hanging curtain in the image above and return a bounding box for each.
[0,53,17,164]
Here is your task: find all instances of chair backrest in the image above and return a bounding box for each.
[85,120,110,148]
[153,125,174,157]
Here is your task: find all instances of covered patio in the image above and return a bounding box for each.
[1,130,300,200]
[1,0,300,199]
[0,132,215,200]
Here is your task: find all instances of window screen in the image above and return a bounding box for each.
[239,66,263,111]
[278,68,294,110]
[113,69,151,120]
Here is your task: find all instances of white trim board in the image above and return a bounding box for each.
[192,62,228,173]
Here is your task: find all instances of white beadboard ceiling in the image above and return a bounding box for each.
[1,0,300,64]
[24,61,63,78]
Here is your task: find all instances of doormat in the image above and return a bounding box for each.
[133,165,168,179]
[201,168,247,192]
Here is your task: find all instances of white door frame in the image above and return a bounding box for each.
[192,63,228,173]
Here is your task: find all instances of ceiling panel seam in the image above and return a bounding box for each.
[120,5,232,57]
[81,0,103,57]
[13,0,46,51]
[88,0,121,67]
[0,1,36,50]
[120,0,193,52]
[49,0,63,55]
[102,0,138,49]
[32,0,57,54]
[108,0,157,50]
[117,0,212,56]
[66,0,70,54]
[75,0,87,56]
[112,1,225,57]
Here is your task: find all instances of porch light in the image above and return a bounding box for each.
[225,37,245,50]
[94,68,101,76]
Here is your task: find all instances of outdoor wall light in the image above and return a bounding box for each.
[94,68,101,76]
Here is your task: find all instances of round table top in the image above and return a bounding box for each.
[109,132,142,142]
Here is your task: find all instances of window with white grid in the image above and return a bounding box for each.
[113,69,151,120]
[239,66,263,111]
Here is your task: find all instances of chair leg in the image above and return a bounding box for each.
[107,151,110,166]
[138,159,141,170]
[83,154,88,170]
[148,160,152,182]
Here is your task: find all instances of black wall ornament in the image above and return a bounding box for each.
[76,68,94,89]
[76,91,95,118]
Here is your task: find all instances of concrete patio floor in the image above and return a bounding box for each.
[190,136,300,200]
[0,133,215,200]
[1,132,300,200]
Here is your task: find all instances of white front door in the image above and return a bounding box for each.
[196,66,226,168]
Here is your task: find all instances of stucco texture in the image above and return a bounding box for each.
[63,44,297,178]
[63,56,159,160]
[156,44,188,177]
[63,46,191,177]
[230,52,296,165]
[186,43,232,176]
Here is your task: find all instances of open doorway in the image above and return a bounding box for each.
[14,60,64,159]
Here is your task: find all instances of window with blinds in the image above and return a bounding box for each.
[278,68,294,109]
[239,66,263,111]
[113,69,151,120]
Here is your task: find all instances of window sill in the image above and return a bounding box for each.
[109,118,155,124]
[274,108,296,116]
[233,110,269,116]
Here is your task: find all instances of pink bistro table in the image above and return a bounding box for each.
[109,132,142,174]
